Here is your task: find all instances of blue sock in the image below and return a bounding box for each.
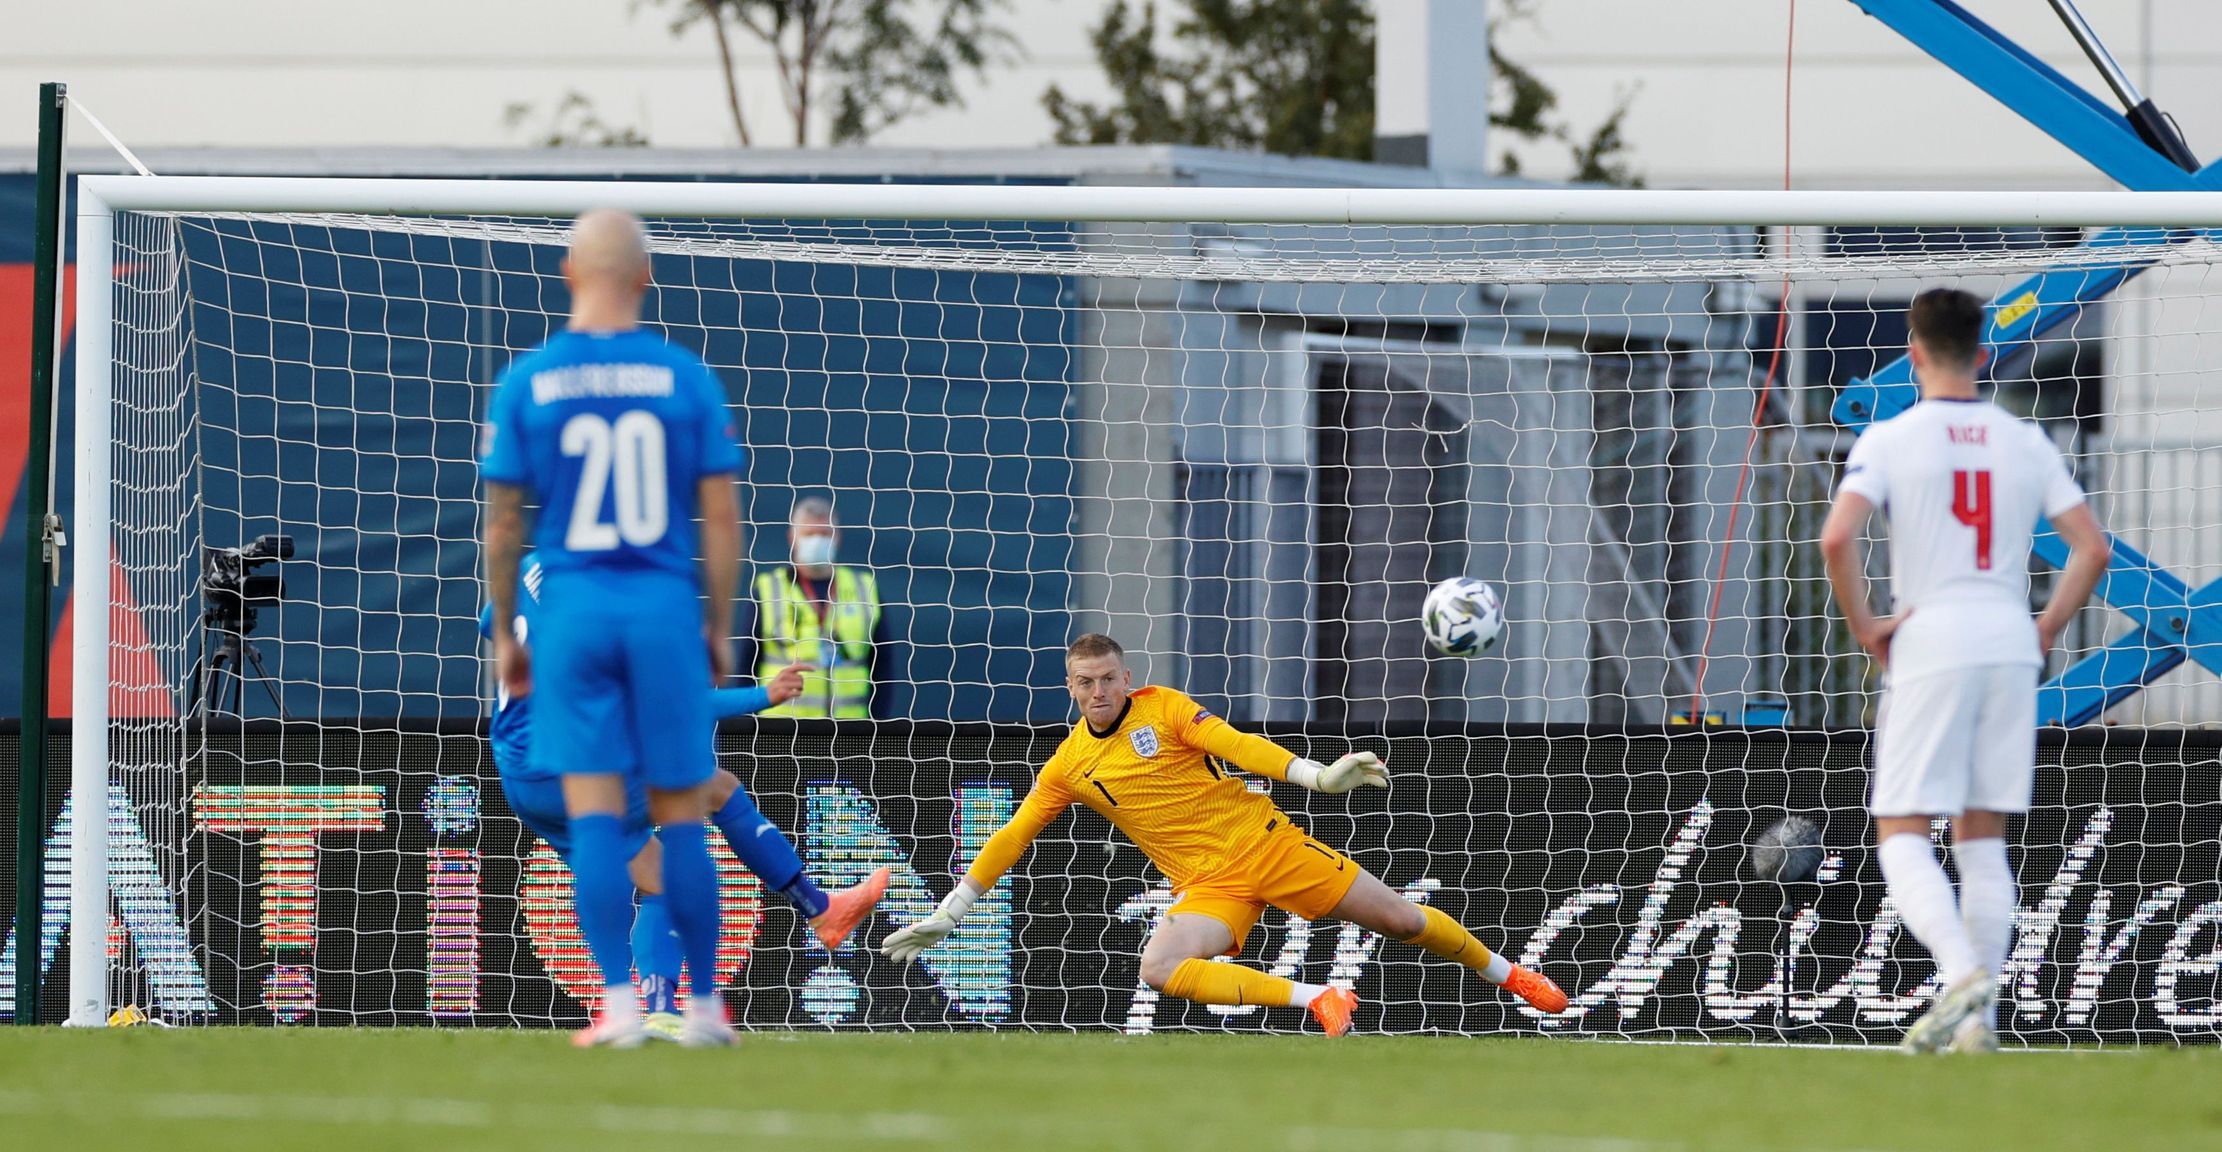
[631,895,682,1015]
[567,814,636,989]
[657,821,723,1002]
[712,787,830,919]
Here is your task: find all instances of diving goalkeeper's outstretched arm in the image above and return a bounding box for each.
[882,768,1070,961]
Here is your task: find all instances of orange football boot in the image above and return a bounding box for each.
[812,867,892,951]
[1504,967,1569,1014]
[1309,986,1359,1037]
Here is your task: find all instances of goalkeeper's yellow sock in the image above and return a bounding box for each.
[1163,958,1297,1008]
[1404,905,1513,984]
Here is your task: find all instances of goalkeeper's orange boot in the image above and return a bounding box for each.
[1309,986,1358,1038]
[1505,967,1569,1015]
[812,867,892,951]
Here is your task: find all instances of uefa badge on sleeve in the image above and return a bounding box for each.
[1129,727,1159,758]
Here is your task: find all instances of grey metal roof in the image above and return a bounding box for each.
[0,142,1559,191]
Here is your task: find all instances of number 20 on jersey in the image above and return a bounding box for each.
[561,410,669,551]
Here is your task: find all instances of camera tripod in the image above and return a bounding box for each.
[186,625,288,720]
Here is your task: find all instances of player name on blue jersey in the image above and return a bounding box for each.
[480,329,743,578]
[529,363,677,404]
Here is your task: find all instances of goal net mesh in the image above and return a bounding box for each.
[35,199,2222,1044]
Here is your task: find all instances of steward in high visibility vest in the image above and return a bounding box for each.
[749,497,882,719]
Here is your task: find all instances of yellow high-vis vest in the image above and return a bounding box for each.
[753,565,880,719]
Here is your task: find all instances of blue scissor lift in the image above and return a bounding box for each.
[1829,0,2222,725]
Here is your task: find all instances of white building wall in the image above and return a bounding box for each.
[13,1,2221,189]
[5,0,1109,151]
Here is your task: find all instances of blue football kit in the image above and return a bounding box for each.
[480,328,744,792]
[480,325,743,1006]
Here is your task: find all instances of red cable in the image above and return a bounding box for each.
[1688,0,1796,720]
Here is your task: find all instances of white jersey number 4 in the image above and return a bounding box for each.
[560,410,670,551]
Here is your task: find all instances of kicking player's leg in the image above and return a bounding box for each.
[1323,866,1567,1015]
[703,770,889,949]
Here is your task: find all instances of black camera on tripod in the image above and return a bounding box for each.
[190,533,297,719]
[201,533,295,634]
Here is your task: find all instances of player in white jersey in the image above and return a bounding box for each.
[1820,288,2111,1054]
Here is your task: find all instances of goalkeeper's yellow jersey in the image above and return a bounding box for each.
[963,685,1301,891]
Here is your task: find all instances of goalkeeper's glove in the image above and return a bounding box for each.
[1286,751,1389,794]
[881,882,980,964]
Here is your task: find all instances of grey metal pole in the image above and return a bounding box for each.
[2048,0,2201,173]
[2049,0,2145,108]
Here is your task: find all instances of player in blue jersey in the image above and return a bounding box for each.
[481,555,891,1041]
[481,208,748,1047]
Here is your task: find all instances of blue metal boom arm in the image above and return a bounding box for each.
[1837,0,2222,723]
[1850,0,2216,192]
[1832,227,2195,429]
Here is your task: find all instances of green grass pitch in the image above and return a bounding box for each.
[0,1029,2215,1151]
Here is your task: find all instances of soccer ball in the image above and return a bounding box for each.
[1421,577,1504,656]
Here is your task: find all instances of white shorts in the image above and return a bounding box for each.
[1872,664,2039,818]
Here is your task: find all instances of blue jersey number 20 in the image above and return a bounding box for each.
[561,410,669,551]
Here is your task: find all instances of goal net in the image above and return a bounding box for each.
[20,179,2222,1045]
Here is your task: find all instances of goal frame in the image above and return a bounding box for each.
[63,175,2222,1026]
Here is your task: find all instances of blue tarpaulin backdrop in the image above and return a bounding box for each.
[0,173,1079,722]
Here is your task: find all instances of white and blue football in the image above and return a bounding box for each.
[1421,577,1505,656]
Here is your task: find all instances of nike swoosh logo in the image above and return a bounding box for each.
[754,821,777,838]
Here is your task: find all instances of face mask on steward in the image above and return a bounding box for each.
[794,533,836,570]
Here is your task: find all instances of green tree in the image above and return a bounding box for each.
[1488,1,1641,187]
[503,92,652,148]
[1044,0,1640,185]
[1043,0,1375,160]
[645,0,1019,146]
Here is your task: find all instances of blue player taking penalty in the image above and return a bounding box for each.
[481,554,890,1043]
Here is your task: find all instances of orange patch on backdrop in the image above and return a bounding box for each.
[0,263,78,522]
[49,553,175,718]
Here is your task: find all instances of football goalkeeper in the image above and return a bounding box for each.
[882,633,1566,1035]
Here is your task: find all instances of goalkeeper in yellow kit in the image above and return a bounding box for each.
[881,634,1567,1035]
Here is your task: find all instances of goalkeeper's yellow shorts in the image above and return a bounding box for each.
[1168,822,1360,954]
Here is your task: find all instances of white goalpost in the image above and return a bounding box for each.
[57,176,2222,1042]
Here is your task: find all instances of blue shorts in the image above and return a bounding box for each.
[501,771,651,862]
[528,568,717,792]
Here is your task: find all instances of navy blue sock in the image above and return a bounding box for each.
[567,814,636,989]
[631,895,682,1015]
[657,821,723,1002]
[712,787,829,919]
